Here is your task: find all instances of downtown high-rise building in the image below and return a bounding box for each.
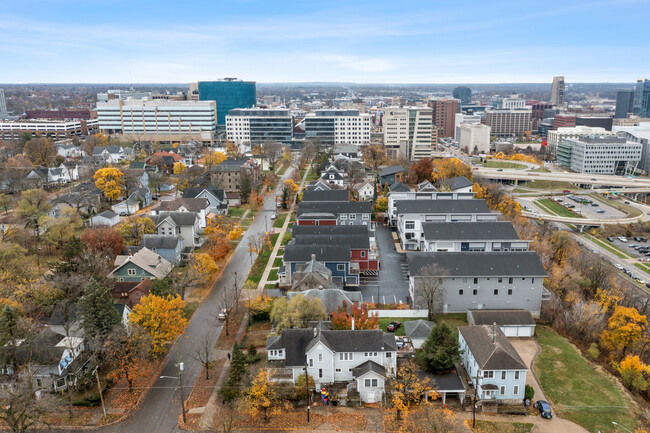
[634,79,650,118]
[484,108,532,138]
[0,89,7,116]
[429,98,458,138]
[303,109,371,146]
[226,108,293,145]
[383,106,435,161]
[194,78,256,128]
[550,76,565,106]
[452,86,471,105]
[615,90,635,119]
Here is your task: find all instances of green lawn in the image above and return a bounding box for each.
[246,233,280,285]
[272,213,288,228]
[228,207,247,218]
[469,421,533,433]
[273,257,284,268]
[536,198,582,218]
[483,160,527,169]
[534,326,639,433]
[281,232,292,246]
[580,234,633,259]
[524,180,577,190]
[305,170,319,181]
[378,317,421,336]
[268,269,278,281]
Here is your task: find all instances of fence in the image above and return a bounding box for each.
[368,309,428,318]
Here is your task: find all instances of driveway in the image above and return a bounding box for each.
[357,223,409,304]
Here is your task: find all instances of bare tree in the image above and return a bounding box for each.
[262,140,282,171]
[208,407,236,433]
[191,328,218,380]
[215,272,243,336]
[414,264,447,321]
[0,367,56,433]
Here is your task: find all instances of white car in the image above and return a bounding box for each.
[619,237,628,242]
[615,264,624,270]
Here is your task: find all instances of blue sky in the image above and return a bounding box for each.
[0,0,648,83]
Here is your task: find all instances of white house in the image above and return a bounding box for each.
[149,211,201,248]
[354,181,375,201]
[154,197,210,229]
[387,184,475,226]
[90,210,120,227]
[182,187,227,215]
[459,325,527,404]
[26,167,72,187]
[421,221,529,252]
[266,326,398,403]
[60,162,80,181]
[57,144,85,158]
[93,145,124,163]
[467,309,536,338]
[404,320,434,349]
[320,165,347,188]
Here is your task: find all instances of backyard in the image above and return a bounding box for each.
[534,326,639,433]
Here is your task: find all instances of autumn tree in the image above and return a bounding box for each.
[192,328,218,380]
[549,231,575,266]
[118,216,155,246]
[0,243,39,300]
[16,189,51,267]
[362,143,388,171]
[406,406,463,433]
[0,194,12,214]
[270,295,327,333]
[600,306,647,360]
[243,369,278,421]
[282,179,299,208]
[431,158,472,185]
[130,294,188,355]
[388,359,434,420]
[375,196,388,213]
[148,171,165,196]
[173,161,186,174]
[94,167,125,201]
[103,324,152,393]
[417,323,460,372]
[80,226,125,257]
[616,355,650,392]
[409,158,434,184]
[204,151,226,169]
[413,264,447,320]
[263,141,283,171]
[331,301,379,330]
[24,136,57,167]
[224,141,244,159]
[43,207,80,250]
[77,278,121,341]
[0,368,56,433]
[216,273,243,336]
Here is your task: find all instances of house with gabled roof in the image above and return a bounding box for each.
[155,197,210,229]
[183,186,227,215]
[458,324,527,403]
[93,145,124,163]
[305,180,333,191]
[265,325,398,403]
[297,201,372,228]
[467,309,536,338]
[404,319,435,349]
[379,165,404,187]
[108,247,173,282]
[90,210,120,227]
[440,175,474,193]
[141,234,183,265]
[287,288,363,315]
[421,221,529,253]
[354,181,375,201]
[149,211,201,249]
[386,185,476,226]
[320,165,347,188]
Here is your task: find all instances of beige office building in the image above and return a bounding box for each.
[383,106,435,161]
[484,108,532,139]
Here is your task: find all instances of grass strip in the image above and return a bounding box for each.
[536,198,583,218]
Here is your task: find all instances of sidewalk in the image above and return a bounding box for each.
[257,165,310,290]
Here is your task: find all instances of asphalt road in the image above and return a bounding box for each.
[57,166,295,433]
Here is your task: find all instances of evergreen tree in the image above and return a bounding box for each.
[150,278,172,297]
[416,323,460,372]
[241,172,252,202]
[78,279,121,341]
[54,236,86,274]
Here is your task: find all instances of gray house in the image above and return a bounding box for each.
[155,197,210,229]
[459,325,527,403]
[108,247,173,282]
[182,187,227,215]
[467,309,536,338]
[387,186,475,225]
[296,201,372,227]
[397,200,497,250]
[301,189,349,202]
[421,221,529,252]
[90,210,120,227]
[149,211,201,249]
[407,251,548,316]
[141,234,183,265]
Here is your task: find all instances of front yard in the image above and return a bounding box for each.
[534,326,640,433]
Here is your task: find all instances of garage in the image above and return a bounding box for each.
[352,361,386,403]
[467,309,536,338]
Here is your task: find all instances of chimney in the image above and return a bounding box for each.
[492,322,497,344]
[351,318,355,330]
[311,254,316,261]
[313,327,318,338]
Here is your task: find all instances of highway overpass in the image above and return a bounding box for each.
[477,168,650,189]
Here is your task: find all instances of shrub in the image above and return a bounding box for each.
[524,384,535,400]
[588,343,600,360]
[246,344,261,363]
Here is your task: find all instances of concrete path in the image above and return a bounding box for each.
[456,410,588,433]
[509,339,547,403]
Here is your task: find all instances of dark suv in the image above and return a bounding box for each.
[535,400,553,419]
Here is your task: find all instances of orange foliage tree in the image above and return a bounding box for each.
[331,301,379,330]
[616,355,650,392]
[130,294,188,356]
[409,158,433,184]
[103,325,152,393]
[600,306,647,361]
[80,226,125,257]
[430,158,472,184]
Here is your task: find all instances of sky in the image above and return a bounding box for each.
[0,0,648,84]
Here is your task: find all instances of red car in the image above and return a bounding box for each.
[387,321,402,332]
[563,189,571,193]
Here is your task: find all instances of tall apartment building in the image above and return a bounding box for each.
[0,89,7,116]
[546,126,615,160]
[484,108,532,138]
[452,86,471,104]
[195,78,256,127]
[460,123,491,154]
[557,136,641,174]
[383,107,435,161]
[95,99,217,143]
[226,108,293,145]
[551,76,565,106]
[429,99,458,138]
[634,79,650,118]
[454,113,481,141]
[615,89,635,119]
[303,109,370,146]
[501,95,526,109]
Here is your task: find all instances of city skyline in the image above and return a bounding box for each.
[0,0,648,84]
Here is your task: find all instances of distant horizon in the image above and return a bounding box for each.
[0,81,641,86]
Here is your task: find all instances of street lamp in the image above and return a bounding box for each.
[612,421,633,433]
[160,344,186,424]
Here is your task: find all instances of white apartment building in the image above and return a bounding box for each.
[303,109,370,146]
[226,108,293,145]
[460,123,491,153]
[501,95,526,109]
[557,136,642,174]
[485,108,532,138]
[95,99,217,143]
[547,126,615,160]
[454,113,481,141]
[383,106,434,161]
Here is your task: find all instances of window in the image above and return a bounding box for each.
[483,371,493,378]
[513,385,519,395]
[494,289,499,295]
[309,359,313,367]
[386,352,392,358]
[532,278,535,283]
[459,289,464,295]
[362,214,370,220]
[405,221,415,230]
[514,371,520,380]
[508,277,513,284]
[318,354,323,363]
[501,371,506,380]
[339,353,353,361]
[336,368,341,373]
[128,269,136,275]
[473,289,478,295]
[463,278,468,283]
[341,214,347,220]
[473,278,478,284]
[349,214,356,220]
[372,379,378,387]
[361,251,366,258]
[36,378,43,387]
[498,277,503,283]
[337,264,345,271]
[508,289,513,295]
[500,385,506,395]
[365,379,371,387]
[319,369,323,378]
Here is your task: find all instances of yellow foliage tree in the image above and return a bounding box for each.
[283,179,299,194]
[616,355,650,392]
[375,196,388,213]
[204,151,226,168]
[430,158,472,184]
[94,167,124,201]
[389,360,435,421]
[600,306,647,360]
[118,217,156,245]
[173,161,186,174]
[189,253,219,278]
[243,369,277,421]
[130,294,188,355]
[228,227,244,241]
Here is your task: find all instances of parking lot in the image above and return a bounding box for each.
[606,236,650,260]
[551,194,626,219]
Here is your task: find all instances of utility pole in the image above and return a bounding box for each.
[94,367,107,418]
[305,360,310,422]
[472,373,480,428]
[176,342,186,424]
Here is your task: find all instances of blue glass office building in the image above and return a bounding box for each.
[634,79,650,118]
[198,79,256,127]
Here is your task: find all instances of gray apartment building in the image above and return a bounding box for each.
[557,135,641,174]
[421,221,529,252]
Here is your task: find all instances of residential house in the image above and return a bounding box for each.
[404,320,435,349]
[183,187,227,215]
[440,176,474,193]
[111,279,152,308]
[406,251,548,315]
[354,181,375,201]
[149,211,201,249]
[287,289,363,316]
[305,180,333,191]
[296,201,372,228]
[288,255,340,291]
[387,184,475,226]
[332,144,360,162]
[284,245,359,286]
[396,200,497,250]
[57,144,85,158]
[146,151,184,173]
[458,325,527,403]
[155,197,210,229]
[206,159,260,194]
[467,309,536,338]
[112,187,153,216]
[60,161,80,180]
[225,192,241,207]
[421,221,529,252]
[48,201,76,219]
[320,165,347,188]
[93,145,124,163]
[124,168,149,189]
[301,189,349,202]
[379,165,404,188]
[291,225,377,272]
[25,167,71,187]
[265,326,398,403]
[108,247,173,282]
[90,210,120,227]
[141,234,184,265]
[417,180,437,192]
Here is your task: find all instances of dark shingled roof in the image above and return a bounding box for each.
[96,210,118,219]
[396,199,490,215]
[352,360,386,378]
[459,325,527,370]
[468,309,535,326]
[421,221,520,241]
[284,245,351,262]
[141,234,182,249]
[389,181,411,192]
[446,176,474,190]
[380,165,404,177]
[292,234,369,249]
[406,251,547,277]
[404,320,435,340]
[158,198,210,213]
[265,329,314,367]
[183,187,225,201]
[307,329,398,354]
[149,211,198,227]
[297,201,372,216]
[292,225,370,237]
[302,190,349,202]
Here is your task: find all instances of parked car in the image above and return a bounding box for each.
[387,321,402,332]
[591,203,599,207]
[619,237,628,242]
[596,209,605,213]
[607,237,615,242]
[563,190,571,193]
[535,400,553,419]
[625,201,631,204]
[615,263,624,270]
[270,213,277,220]
[217,309,228,320]
[497,169,503,172]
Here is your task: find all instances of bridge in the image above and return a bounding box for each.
[521,211,643,227]
[477,168,650,189]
